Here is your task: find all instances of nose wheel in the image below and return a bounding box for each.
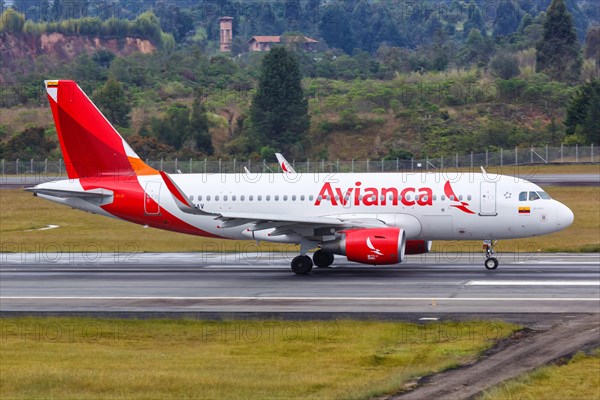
[483,239,499,270]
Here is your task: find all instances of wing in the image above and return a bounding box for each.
[160,171,387,239]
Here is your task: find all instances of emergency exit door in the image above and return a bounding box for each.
[144,181,161,215]
[480,181,497,216]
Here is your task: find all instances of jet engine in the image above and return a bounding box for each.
[320,227,406,265]
[405,240,432,255]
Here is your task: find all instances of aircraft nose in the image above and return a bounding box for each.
[555,201,574,229]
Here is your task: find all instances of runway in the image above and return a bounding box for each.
[1,253,598,315]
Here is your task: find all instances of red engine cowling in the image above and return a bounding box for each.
[321,228,406,265]
[405,240,432,255]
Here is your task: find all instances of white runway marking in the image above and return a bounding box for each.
[24,224,59,231]
[466,280,600,286]
[1,297,598,301]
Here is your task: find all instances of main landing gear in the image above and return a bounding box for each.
[483,239,499,270]
[291,243,334,275]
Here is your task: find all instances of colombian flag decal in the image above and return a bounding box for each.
[518,206,531,214]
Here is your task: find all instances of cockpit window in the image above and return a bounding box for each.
[528,191,540,201]
[537,191,551,200]
[519,192,527,201]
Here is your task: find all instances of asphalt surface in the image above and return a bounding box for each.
[1,173,599,189]
[1,253,598,314]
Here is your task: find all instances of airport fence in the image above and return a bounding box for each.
[0,145,597,177]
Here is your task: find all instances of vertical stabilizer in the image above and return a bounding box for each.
[44,80,156,179]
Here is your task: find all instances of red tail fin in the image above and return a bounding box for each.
[45,80,156,179]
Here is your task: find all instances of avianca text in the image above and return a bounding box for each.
[315,182,433,207]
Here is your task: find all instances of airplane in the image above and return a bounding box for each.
[28,80,574,274]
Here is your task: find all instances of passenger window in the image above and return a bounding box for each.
[529,191,540,201]
[257,195,262,201]
[519,192,527,201]
[441,195,446,201]
[292,195,296,201]
[232,195,236,201]
[215,196,220,201]
[189,195,194,201]
[284,195,288,201]
[249,195,253,201]
[266,195,271,201]
[198,195,203,201]
[241,195,245,201]
[207,195,211,201]
[309,195,314,201]
[301,195,305,201]
[459,195,463,201]
[223,195,228,201]
[275,195,279,201]
[467,195,472,201]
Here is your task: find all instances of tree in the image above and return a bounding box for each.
[0,127,55,159]
[184,96,213,155]
[565,80,600,145]
[493,0,522,37]
[248,47,310,157]
[319,3,354,54]
[92,78,131,128]
[0,9,25,33]
[463,1,486,38]
[536,0,582,82]
[490,52,520,79]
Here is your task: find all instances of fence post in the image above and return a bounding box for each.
[219,158,222,174]
[396,158,399,172]
[1,159,4,176]
[411,157,414,170]
[515,147,518,165]
[545,145,548,163]
[190,158,193,173]
[321,159,325,173]
[233,158,236,174]
[16,159,19,175]
[30,158,33,174]
[470,152,473,169]
[441,155,444,169]
[500,148,503,167]
[307,159,310,173]
[58,158,62,176]
[175,158,178,172]
[456,153,458,168]
[530,147,533,164]
[485,149,488,166]
[204,158,207,174]
[561,144,563,163]
[426,156,429,171]
[592,144,594,163]
[576,144,578,162]
[367,159,370,173]
[381,158,384,172]
[44,158,47,175]
[160,158,163,171]
[351,159,354,173]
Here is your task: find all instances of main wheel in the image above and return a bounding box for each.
[291,255,313,275]
[484,257,499,270]
[313,250,334,268]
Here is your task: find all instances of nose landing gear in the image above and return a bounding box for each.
[483,239,499,270]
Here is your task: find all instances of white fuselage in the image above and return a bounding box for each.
[37,171,575,243]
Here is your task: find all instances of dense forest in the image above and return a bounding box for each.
[0,0,599,160]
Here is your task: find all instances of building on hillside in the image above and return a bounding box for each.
[219,16,233,52]
[248,35,318,52]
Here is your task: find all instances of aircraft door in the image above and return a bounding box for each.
[144,181,161,215]
[480,181,497,216]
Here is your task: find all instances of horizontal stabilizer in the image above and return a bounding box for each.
[159,171,219,216]
[26,187,113,199]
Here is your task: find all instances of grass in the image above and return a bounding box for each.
[478,349,600,400]
[0,317,516,400]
